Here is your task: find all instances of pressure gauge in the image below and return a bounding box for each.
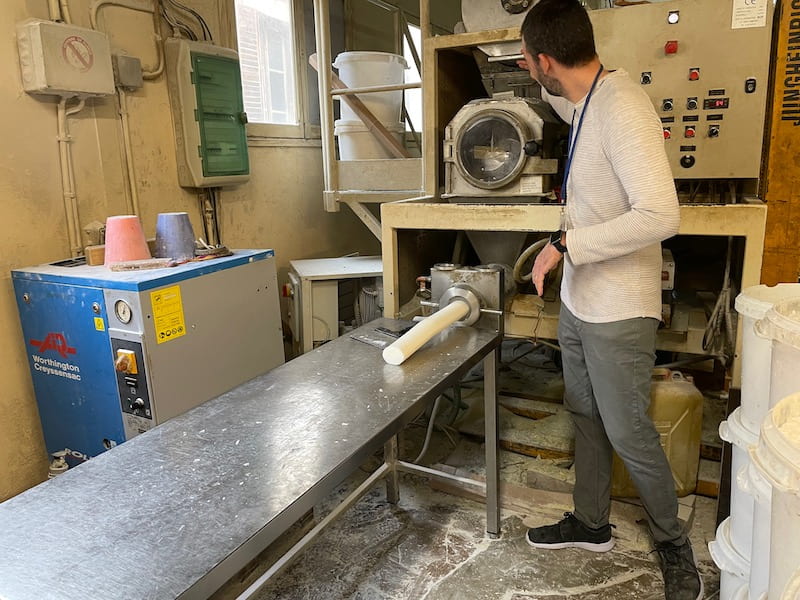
[114,300,132,324]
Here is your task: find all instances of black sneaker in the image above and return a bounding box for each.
[655,540,704,600]
[526,512,615,552]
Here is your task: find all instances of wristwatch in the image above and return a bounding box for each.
[550,230,567,254]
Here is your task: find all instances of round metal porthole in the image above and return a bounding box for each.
[454,109,528,190]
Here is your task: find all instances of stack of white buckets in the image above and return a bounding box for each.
[710,284,800,599]
[333,51,408,160]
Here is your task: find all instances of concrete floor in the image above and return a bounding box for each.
[247,437,720,600]
[221,346,722,599]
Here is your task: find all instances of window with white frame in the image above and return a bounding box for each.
[235,0,298,126]
[402,23,422,134]
[232,0,343,139]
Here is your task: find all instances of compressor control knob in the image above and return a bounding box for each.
[523,140,540,156]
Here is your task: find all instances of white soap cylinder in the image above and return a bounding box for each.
[383,300,470,366]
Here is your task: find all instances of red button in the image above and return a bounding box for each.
[663,128,671,139]
[665,40,678,54]
[685,127,696,138]
[689,68,700,81]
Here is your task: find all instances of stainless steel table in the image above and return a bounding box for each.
[0,318,500,600]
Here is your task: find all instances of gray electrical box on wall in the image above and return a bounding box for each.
[17,19,115,97]
[165,38,249,188]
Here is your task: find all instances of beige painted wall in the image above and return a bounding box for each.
[0,0,378,500]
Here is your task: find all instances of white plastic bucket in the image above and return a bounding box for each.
[731,584,749,600]
[742,461,772,600]
[333,51,407,124]
[782,568,800,599]
[720,407,758,558]
[334,119,405,160]
[756,298,800,411]
[751,392,800,600]
[710,517,750,600]
[735,284,800,432]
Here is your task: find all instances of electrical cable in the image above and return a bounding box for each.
[312,316,332,343]
[199,191,211,243]
[211,188,222,245]
[161,6,197,39]
[702,236,736,364]
[165,0,213,42]
[413,395,442,464]
[354,291,362,327]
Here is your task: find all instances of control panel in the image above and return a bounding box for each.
[111,338,154,439]
[591,0,773,179]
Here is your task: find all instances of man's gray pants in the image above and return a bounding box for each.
[558,305,685,545]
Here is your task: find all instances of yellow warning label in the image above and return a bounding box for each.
[94,317,105,331]
[151,285,186,344]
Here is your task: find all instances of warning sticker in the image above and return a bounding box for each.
[62,35,94,72]
[94,317,105,331]
[151,286,186,344]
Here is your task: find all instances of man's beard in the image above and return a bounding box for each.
[534,62,564,97]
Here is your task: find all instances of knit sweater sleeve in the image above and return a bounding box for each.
[566,88,680,266]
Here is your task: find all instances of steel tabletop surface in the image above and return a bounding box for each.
[0,318,500,600]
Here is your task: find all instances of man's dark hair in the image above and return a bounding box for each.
[521,0,597,67]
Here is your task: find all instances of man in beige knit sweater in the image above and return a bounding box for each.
[519,1,703,599]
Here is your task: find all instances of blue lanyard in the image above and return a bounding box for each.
[562,64,604,203]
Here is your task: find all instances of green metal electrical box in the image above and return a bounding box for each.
[165,38,250,188]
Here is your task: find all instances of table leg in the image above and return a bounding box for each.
[384,436,399,504]
[484,349,500,537]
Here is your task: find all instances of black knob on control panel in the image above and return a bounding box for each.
[662,99,674,111]
[687,97,698,110]
[680,155,696,169]
[524,140,540,156]
[641,72,652,85]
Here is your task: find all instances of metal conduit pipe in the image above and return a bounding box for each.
[57,97,86,257]
[65,99,86,252]
[117,88,140,215]
[89,0,164,79]
[312,0,339,206]
[48,0,62,21]
[59,0,74,23]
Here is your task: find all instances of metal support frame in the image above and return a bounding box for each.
[236,340,501,599]
[237,463,392,599]
[312,0,339,212]
[312,0,424,234]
